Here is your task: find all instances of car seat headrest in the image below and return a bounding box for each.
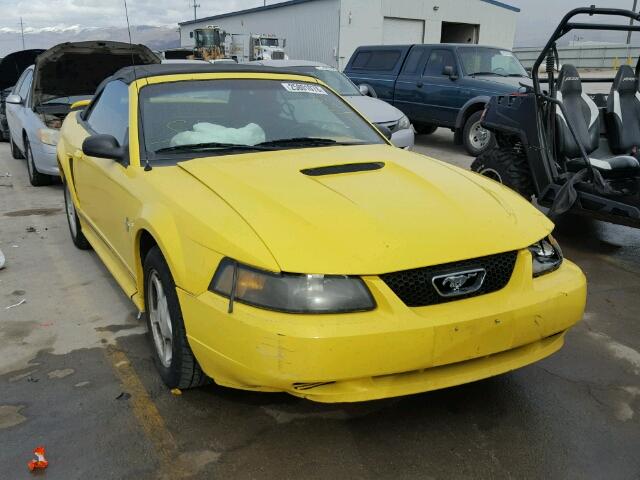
[612,64,637,94]
[558,65,582,95]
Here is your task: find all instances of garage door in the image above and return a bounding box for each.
[383,17,425,45]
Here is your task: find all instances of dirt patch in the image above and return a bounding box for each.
[47,368,75,379]
[0,405,26,429]
[95,324,140,333]
[4,208,62,217]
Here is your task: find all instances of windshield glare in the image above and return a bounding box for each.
[140,79,384,159]
[459,47,527,76]
[289,66,361,96]
[260,38,279,47]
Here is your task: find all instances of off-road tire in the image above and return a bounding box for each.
[63,182,91,250]
[471,147,535,200]
[144,246,207,389]
[25,138,52,186]
[10,137,23,159]
[463,110,495,156]
[415,123,438,135]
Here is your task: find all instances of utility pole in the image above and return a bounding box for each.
[627,0,638,44]
[191,0,200,21]
[20,17,25,49]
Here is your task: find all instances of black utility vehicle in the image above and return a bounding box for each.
[472,6,640,229]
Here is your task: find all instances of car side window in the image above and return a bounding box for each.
[351,50,401,71]
[86,80,129,145]
[16,70,32,99]
[402,47,427,75]
[12,69,29,95]
[423,50,456,77]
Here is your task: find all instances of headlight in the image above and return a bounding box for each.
[37,128,60,146]
[210,259,376,314]
[397,115,411,130]
[528,236,563,277]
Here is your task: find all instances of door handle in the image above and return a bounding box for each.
[416,81,423,88]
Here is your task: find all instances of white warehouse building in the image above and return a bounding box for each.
[179,0,520,69]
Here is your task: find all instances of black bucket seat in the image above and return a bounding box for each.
[555,65,639,175]
[606,64,640,154]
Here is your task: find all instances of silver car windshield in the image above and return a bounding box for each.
[288,66,361,96]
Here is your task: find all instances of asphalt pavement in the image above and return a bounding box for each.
[1,132,639,479]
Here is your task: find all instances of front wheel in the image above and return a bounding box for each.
[463,110,495,156]
[25,138,53,186]
[64,183,91,250]
[471,147,534,200]
[10,137,23,159]
[144,246,207,389]
[414,123,438,135]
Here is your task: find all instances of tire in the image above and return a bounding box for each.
[144,246,207,389]
[10,137,23,159]
[25,138,52,186]
[471,147,535,200]
[462,110,495,156]
[414,123,438,135]
[63,182,91,250]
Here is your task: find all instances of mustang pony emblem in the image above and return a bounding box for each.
[432,268,487,297]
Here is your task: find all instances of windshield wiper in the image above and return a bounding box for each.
[154,142,275,154]
[256,137,367,148]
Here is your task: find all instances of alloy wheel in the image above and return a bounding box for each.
[469,121,491,150]
[64,185,78,238]
[148,270,173,368]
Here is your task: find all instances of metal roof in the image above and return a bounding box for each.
[179,0,519,26]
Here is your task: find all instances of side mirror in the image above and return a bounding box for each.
[5,94,23,105]
[377,124,393,140]
[443,66,458,80]
[70,99,91,111]
[82,134,126,163]
[283,39,287,48]
[359,84,370,96]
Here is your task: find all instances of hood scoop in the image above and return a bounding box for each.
[301,162,384,177]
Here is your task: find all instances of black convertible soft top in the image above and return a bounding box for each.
[110,63,313,85]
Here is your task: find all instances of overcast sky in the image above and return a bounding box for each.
[0,0,637,46]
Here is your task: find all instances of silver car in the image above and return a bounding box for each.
[5,41,160,186]
[251,60,415,149]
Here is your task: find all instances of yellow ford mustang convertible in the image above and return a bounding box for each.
[57,64,586,403]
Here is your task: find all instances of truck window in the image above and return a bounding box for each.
[352,50,401,71]
[423,50,456,77]
[402,48,426,74]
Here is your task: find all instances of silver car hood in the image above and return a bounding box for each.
[344,95,404,124]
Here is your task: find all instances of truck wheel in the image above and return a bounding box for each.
[463,111,495,156]
[144,246,208,390]
[471,147,534,200]
[415,123,437,135]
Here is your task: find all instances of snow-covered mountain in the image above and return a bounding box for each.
[0,25,180,57]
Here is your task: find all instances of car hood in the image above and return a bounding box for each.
[32,41,159,107]
[0,49,45,90]
[344,95,404,124]
[178,145,552,274]
[473,75,532,90]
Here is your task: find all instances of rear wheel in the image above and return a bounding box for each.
[144,246,207,389]
[463,110,495,156]
[25,138,52,186]
[414,123,438,135]
[10,137,23,159]
[471,147,535,200]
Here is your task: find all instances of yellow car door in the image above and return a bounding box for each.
[74,80,140,294]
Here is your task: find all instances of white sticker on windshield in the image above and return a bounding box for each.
[315,66,336,71]
[281,82,328,95]
[500,50,514,57]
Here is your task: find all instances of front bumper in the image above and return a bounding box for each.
[180,252,586,403]
[390,127,415,150]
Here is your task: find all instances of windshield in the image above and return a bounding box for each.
[458,47,527,77]
[260,38,279,47]
[139,79,384,160]
[288,66,361,96]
